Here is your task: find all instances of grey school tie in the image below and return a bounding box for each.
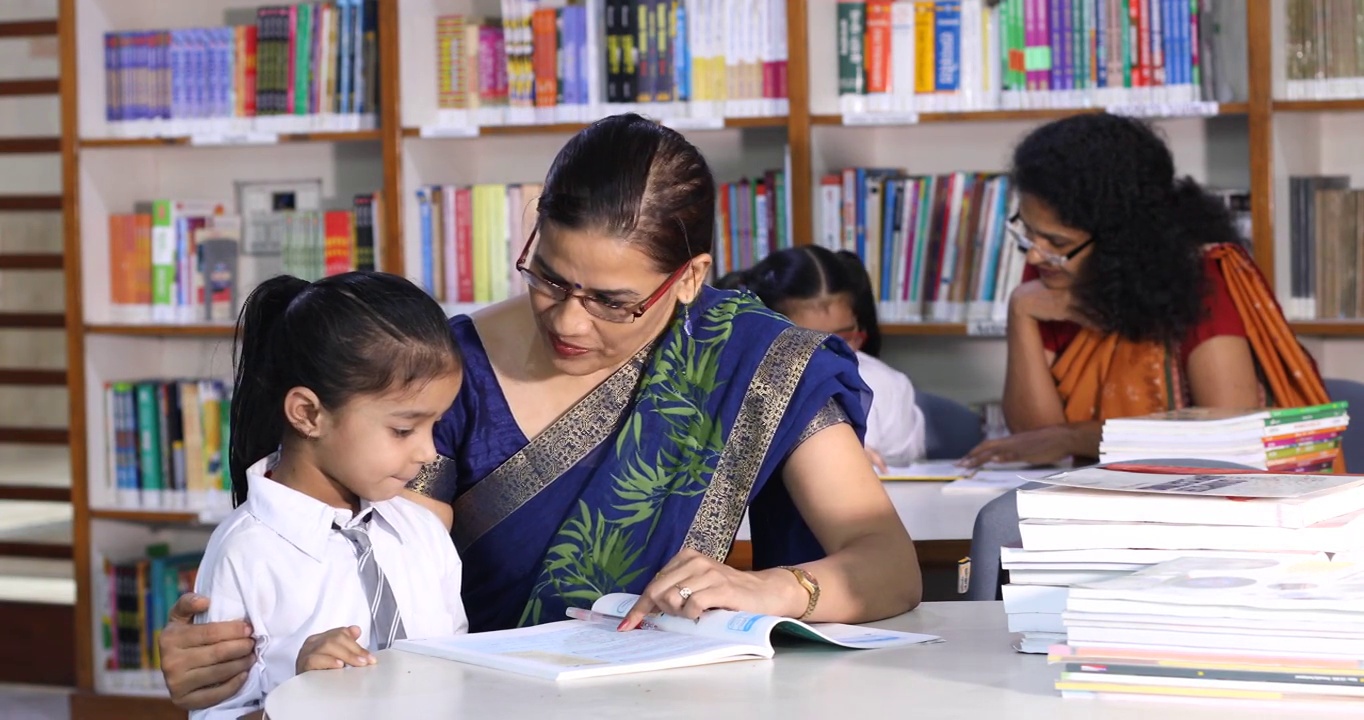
[333,514,407,650]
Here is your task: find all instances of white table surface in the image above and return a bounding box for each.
[736,482,1008,542]
[265,601,1333,719]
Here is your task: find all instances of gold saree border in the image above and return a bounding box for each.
[406,455,455,499]
[450,342,654,551]
[683,326,830,560]
[797,398,848,446]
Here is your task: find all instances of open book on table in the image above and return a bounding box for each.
[392,592,942,681]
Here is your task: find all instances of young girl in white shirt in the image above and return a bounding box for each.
[721,247,927,469]
[191,272,468,720]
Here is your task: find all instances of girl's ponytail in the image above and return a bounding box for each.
[229,275,310,506]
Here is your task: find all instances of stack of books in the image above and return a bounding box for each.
[1003,465,1364,653]
[1098,402,1350,472]
[1052,555,1364,704]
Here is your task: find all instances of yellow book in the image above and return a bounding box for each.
[914,2,936,94]
[200,380,223,499]
[472,184,492,303]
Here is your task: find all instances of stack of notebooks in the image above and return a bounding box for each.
[1051,556,1364,704]
[1003,465,1364,654]
[1099,402,1349,472]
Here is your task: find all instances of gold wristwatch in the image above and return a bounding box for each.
[777,565,820,621]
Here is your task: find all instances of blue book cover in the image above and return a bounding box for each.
[854,168,868,260]
[417,188,433,293]
[674,1,689,102]
[338,0,354,115]
[1044,0,1060,91]
[351,0,368,113]
[934,1,961,92]
[881,178,899,302]
[1175,0,1191,89]
[104,33,119,121]
[981,176,1009,301]
[131,32,145,121]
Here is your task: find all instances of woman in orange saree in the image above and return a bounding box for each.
[961,114,1334,470]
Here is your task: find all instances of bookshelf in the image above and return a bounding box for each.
[0,1,73,692]
[52,0,1364,717]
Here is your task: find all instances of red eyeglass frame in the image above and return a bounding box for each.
[514,230,691,320]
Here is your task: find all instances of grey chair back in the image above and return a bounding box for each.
[916,392,984,461]
[1323,378,1364,472]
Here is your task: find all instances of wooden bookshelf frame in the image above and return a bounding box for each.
[56,0,1364,716]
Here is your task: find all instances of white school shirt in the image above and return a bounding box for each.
[857,350,927,466]
[190,455,468,720]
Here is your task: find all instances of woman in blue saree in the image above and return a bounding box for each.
[158,114,921,707]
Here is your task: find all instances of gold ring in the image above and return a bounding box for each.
[677,586,693,601]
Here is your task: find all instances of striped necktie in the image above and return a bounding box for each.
[333,514,407,650]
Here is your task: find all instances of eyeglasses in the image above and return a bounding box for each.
[1006,213,1094,268]
[514,229,689,323]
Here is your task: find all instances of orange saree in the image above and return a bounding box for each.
[1051,243,1340,469]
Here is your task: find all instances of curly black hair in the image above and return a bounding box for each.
[1011,113,1242,346]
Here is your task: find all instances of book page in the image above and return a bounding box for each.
[1072,556,1364,613]
[878,460,1051,482]
[590,594,941,649]
[1036,467,1364,499]
[395,620,768,680]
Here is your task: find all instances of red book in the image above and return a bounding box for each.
[455,188,474,303]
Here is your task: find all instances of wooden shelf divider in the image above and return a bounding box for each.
[0,312,65,328]
[0,427,69,444]
[0,79,60,96]
[0,195,63,211]
[0,19,58,37]
[0,368,68,385]
[0,253,63,269]
[0,485,71,502]
[0,136,62,153]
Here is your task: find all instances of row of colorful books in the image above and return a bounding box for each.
[1287,177,1364,321]
[816,169,1022,325]
[102,0,379,138]
[412,170,794,305]
[108,192,380,324]
[104,379,232,512]
[413,183,537,306]
[1284,0,1364,100]
[431,0,788,129]
[100,544,204,674]
[713,171,795,279]
[835,0,1248,116]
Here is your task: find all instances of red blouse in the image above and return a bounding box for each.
[1030,254,1247,366]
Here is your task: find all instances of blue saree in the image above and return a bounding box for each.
[409,287,871,633]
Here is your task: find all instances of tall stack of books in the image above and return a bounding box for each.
[1099,402,1350,472]
[1052,555,1364,703]
[1003,465,1364,653]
